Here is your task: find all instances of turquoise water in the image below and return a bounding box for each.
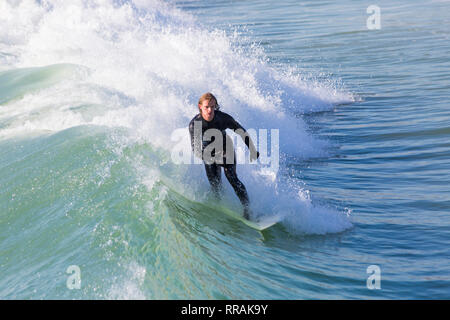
[1,0,449,299]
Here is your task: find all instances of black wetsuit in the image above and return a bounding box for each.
[189,110,255,217]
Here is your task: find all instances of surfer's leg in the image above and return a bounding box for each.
[204,163,222,200]
[223,163,250,219]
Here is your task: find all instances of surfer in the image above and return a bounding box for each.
[189,93,259,220]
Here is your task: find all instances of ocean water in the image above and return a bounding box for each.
[0,0,449,299]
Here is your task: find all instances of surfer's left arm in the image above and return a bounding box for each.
[225,114,260,162]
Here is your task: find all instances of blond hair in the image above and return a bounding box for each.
[198,92,220,111]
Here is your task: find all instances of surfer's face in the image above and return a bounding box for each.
[199,99,215,122]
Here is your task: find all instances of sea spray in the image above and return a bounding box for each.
[1,0,353,235]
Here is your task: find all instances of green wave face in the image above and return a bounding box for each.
[0,126,290,299]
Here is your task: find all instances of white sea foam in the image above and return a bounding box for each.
[107,261,147,300]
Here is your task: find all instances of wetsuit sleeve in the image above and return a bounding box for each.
[189,119,203,159]
[224,113,258,157]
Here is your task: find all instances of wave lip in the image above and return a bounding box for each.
[0,63,76,104]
